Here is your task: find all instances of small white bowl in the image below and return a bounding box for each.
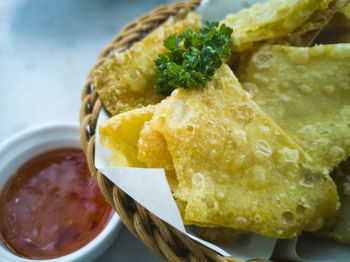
[0,122,122,262]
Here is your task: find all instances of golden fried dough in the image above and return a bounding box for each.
[99,104,185,217]
[222,0,332,51]
[92,11,202,116]
[99,105,155,167]
[221,0,350,62]
[144,64,338,238]
[97,1,349,242]
[278,0,350,46]
[238,44,350,172]
[138,122,173,171]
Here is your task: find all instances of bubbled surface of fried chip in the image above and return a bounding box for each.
[222,0,331,51]
[99,105,155,167]
[138,122,174,171]
[144,64,338,238]
[92,11,202,116]
[238,44,350,172]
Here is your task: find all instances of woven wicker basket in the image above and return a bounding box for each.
[80,1,272,261]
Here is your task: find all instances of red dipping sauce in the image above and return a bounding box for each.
[0,148,113,259]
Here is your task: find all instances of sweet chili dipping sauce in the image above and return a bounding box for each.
[0,148,113,259]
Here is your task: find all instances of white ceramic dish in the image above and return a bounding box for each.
[0,122,122,262]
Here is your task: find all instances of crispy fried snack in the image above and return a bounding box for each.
[222,0,349,51]
[221,0,331,51]
[99,105,179,204]
[142,65,338,238]
[97,0,350,242]
[99,65,338,239]
[99,105,155,167]
[92,11,202,116]
[138,121,173,171]
[237,44,350,172]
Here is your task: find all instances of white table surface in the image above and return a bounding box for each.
[0,0,181,261]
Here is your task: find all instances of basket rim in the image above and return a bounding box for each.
[79,1,272,261]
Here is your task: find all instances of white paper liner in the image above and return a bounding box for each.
[95,0,350,260]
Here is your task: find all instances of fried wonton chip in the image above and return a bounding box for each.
[238,44,350,172]
[99,105,155,167]
[222,0,350,55]
[99,105,182,214]
[144,64,338,238]
[222,0,332,51]
[138,122,173,171]
[92,11,202,116]
[318,159,350,245]
[277,0,350,46]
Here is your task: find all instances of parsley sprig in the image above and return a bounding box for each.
[155,21,233,96]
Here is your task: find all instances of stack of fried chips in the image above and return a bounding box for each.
[94,0,350,244]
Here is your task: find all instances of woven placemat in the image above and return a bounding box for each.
[79,1,271,261]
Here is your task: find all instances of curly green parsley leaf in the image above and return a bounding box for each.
[155,21,233,96]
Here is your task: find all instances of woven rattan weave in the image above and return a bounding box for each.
[80,1,271,261]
